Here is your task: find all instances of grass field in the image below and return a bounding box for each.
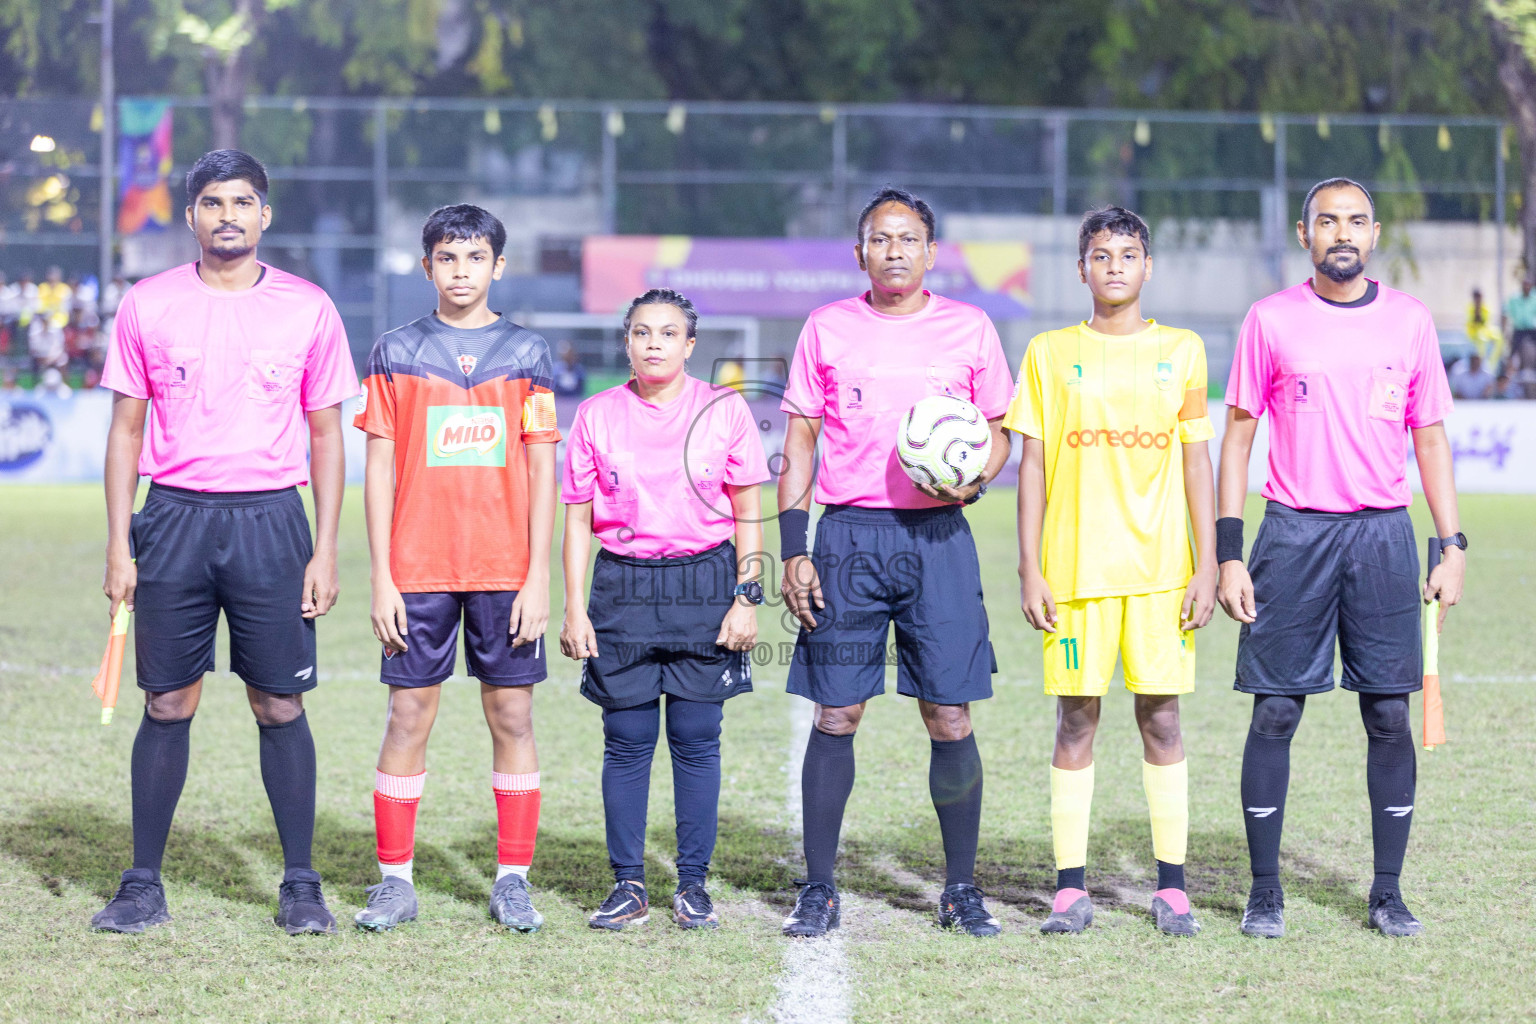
[0,485,1532,1023]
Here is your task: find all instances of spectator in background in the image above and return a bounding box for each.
[100,272,128,346]
[34,366,71,400]
[15,271,38,337]
[65,307,97,370]
[30,267,71,374]
[553,340,586,396]
[0,272,18,354]
[1449,353,1495,400]
[0,368,19,412]
[1503,276,1536,371]
[82,366,101,390]
[1467,288,1505,369]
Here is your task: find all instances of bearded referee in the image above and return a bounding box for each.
[1218,177,1463,939]
[778,188,1013,938]
[93,150,358,935]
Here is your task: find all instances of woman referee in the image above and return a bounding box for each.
[560,289,769,930]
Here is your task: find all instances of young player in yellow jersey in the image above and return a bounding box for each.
[1005,206,1217,937]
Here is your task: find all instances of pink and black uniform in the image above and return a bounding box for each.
[563,374,770,708]
[101,262,358,693]
[1224,279,1452,697]
[781,291,1014,707]
[1225,276,1454,917]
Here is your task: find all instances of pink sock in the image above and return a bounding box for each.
[1154,887,1190,915]
[1052,887,1089,913]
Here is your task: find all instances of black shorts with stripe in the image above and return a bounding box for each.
[1235,501,1422,696]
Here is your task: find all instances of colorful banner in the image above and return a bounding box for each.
[117,99,174,235]
[583,237,1032,320]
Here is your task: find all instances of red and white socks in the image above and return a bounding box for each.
[372,768,542,884]
[492,771,540,881]
[374,769,425,884]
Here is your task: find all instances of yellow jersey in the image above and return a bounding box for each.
[1003,321,1214,602]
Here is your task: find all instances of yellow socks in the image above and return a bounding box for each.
[1143,758,1189,884]
[1049,763,1094,880]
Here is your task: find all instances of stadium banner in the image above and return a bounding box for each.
[583,236,1032,321]
[4,392,1533,492]
[117,99,174,235]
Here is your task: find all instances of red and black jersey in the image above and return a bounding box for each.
[354,313,560,592]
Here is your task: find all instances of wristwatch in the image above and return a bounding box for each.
[962,482,988,506]
[733,581,765,605]
[1439,532,1468,552]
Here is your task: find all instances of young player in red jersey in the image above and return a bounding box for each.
[352,206,560,932]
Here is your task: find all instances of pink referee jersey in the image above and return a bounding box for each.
[563,375,771,558]
[101,263,359,492]
[781,292,1014,509]
[1225,280,1453,513]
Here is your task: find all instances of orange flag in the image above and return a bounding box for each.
[1422,539,1445,751]
[91,603,131,726]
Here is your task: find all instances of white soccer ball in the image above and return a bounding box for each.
[896,395,992,488]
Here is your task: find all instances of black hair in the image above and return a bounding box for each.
[185,149,269,204]
[1301,177,1375,230]
[1077,206,1150,260]
[622,288,698,338]
[856,187,936,244]
[421,204,508,260]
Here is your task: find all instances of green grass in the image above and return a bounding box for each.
[0,486,1532,1022]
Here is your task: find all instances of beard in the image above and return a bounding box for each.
[206,238,255,259]
[1315,246,1365,283]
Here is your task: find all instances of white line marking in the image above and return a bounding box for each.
[771,696,851,1024]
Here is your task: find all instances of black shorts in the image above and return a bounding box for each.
[580,541,752,710]
[380,591,547,688]
[785,504,996,708]
[1235,501,1422,696]
[131,483,316,695]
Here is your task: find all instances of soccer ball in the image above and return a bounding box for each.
[896,395,992,488]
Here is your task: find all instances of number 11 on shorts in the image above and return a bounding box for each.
[1058,636,1080,671]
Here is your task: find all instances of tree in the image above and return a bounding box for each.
[1489,1,1536,270]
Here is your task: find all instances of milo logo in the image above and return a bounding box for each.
[427,406,506,467]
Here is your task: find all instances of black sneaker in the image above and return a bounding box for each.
[672,881,719,929]
[1240,888,1285,938]
[275,871,337,935]
[937,883,1001,937]
[781,879,840,938]
[91,869,171,934]
[1366,890,1424,937]
[588,880,649,931]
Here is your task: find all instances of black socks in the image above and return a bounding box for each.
[258,712,317,876]
[929,733,984,887]
[130,712,193,875]
[1360,693,1416,896]
[1241,694,1305,893]
[801,727,856,886]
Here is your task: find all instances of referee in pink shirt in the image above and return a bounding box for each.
[1217,177,1464,940]
[778,189,1015,939]
[93,151,359,935]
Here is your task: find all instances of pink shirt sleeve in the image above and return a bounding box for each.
[301,297,359,411]
[1406,313,1454,428]
[1225,306,1273,418]
[561,404,597,503]
[971,314,1014,419]
[99,287,148,400]
[724,394,771,486]
[781,319,825,418]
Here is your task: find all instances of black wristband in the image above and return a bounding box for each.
[1216,516,1245,564]
[779,508,810,561]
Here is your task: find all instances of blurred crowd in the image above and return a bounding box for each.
[1453,284,1536,401]
[0,266,131,399]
